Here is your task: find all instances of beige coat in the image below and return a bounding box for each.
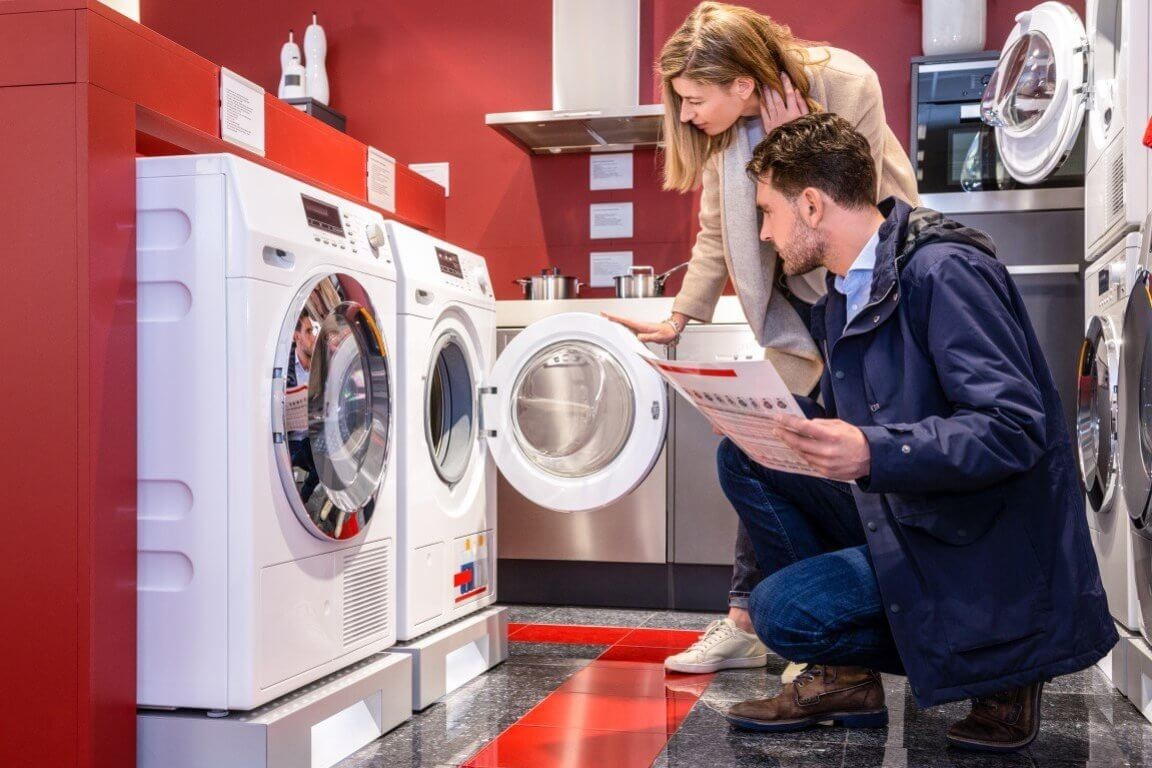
[671,46,921,395]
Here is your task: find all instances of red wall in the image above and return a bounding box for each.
[143,0,1083,301]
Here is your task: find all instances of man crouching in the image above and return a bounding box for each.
[721,112,1117,752]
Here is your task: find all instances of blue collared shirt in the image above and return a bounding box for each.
[833,229,880,328]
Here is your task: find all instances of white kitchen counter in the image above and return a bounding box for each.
[496,294,748,327]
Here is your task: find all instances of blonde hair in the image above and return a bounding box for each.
[659,2,826,192]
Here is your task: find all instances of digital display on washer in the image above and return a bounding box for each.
[436,247,463,278]
[1098,268,1110,296]
[301,194,345,237]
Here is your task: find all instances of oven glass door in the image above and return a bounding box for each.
[917,102,1084,193]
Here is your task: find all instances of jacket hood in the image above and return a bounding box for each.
[881,197,998,268]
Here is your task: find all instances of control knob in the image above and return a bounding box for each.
[365,223,386,251]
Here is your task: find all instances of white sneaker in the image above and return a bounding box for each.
[664,619,769,674]
[780,661,809,685]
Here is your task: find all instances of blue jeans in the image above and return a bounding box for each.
[717,439,904,674]
[728,521,760,610]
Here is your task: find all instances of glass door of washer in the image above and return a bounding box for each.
[1077,314,1120,513]
[981,1,1087,184]
[273,273,392,541]
[425,321,479,488]
[485,313,667,513]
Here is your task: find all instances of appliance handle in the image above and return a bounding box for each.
[1005,264,1080,276]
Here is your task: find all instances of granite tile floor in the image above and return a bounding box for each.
[336,604,1150,768]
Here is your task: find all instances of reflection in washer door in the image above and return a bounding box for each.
[275,274,391,541]
[1121,272,1152,534]
[1076,315,1119,512]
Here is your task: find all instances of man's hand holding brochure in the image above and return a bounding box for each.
[636,348,871,482]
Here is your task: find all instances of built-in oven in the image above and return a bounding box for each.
[912,52,1084,210]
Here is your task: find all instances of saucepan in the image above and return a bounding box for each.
[515,267,582,300]
[613,262,690,298]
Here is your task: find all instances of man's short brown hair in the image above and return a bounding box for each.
[747,113,876,210]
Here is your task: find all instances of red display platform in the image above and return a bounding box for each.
[0,3,444,766]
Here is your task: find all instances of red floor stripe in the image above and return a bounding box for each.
[466,623,715,767]
[506,623,633,646]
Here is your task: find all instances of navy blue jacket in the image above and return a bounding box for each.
[809,198,1117,707]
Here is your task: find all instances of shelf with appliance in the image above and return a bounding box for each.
[2,0,445,235]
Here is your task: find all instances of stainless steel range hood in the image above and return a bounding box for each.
[485,0,664,154]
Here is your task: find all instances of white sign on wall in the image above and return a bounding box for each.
[100,0,140,21]
[409,162,450,197]
[220,68,265,156]
[367,147,397,213]
[590,202,634,239]
[590,251,634,287]
[590,153,633,190]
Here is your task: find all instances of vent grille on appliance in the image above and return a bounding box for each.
[1105,141,1126,227]
[342,541,391,647]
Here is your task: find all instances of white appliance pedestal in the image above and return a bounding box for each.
[137,653,412,768]
[391,606,509,710]
[1097,622,1135,696]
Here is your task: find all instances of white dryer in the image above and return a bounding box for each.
[982,0,1150,257]
[388,223,667,642]
[136,154,398,711]
[1080,234,1142,631]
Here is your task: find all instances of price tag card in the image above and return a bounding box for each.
[220,68,266,156]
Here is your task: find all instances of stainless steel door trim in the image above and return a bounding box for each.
[920,188,1084,214]
[1006,264,1081,275]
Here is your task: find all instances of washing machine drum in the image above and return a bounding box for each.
[1077,315,1120,512]
[1121,272,1152,536]
[274,274,392,542]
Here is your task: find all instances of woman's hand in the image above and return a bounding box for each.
[601,312,683,345]
[759,73,810,135]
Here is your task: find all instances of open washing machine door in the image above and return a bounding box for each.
[272,273,392,541]
[982,1,1088,185]
[1077,313,1121,514]
[483,312,667,513]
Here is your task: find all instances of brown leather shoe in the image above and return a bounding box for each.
[726,665,887,732]
[946,681,1044,753]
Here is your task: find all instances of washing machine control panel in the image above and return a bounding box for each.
[1095,261,1127,312]
[433,245,492,298]
[301,194,390,261]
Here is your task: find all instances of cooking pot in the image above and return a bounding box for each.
[515,267,582,300]
[613,262,690,298]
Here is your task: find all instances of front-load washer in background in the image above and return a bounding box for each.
[388,223,668,648]
[390,224,498,642]
[1080,235,1141,633]
[982,0,1150,258]
[136,154,398,711]
[1120,212,1152,644]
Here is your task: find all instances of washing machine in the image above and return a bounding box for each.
[387,223,668,642]
[982,0,1150,257]
[1080,234,1141,633]
[136,154,398,711]
[1122,213,1152,642]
